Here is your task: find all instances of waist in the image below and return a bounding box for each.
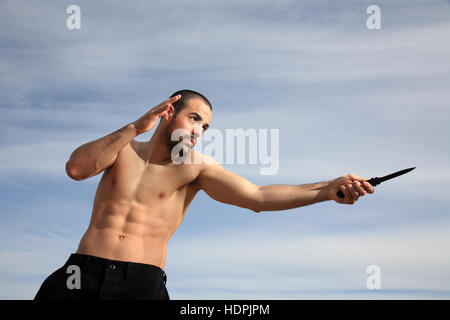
[64,253,167,284]
[66,253,164,272]
[77,227,167,269]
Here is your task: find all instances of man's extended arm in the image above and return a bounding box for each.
[196,154,374,212]
[256,182,330,212]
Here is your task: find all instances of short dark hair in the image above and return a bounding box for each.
[169,89,212,115]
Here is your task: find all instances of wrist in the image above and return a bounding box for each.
[317,180,332,202]
[127,122,139,136]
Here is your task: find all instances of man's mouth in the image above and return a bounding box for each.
[180,136,195,147]
[178,135,195,146]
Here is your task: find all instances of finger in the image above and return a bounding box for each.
[163,103,174,111]
[163,110,170,119]
[156,96,180,109]
[158,104,173,115]
[347,183,358,199]
[157,103,174,115]
[157,107,168,116]
[348,173,369,182]
[341,185,354,202]
[352,181,366,196]
[167,94,182,103]
[362,181,375,194]
[343,186,356,204]
[339,185,348,201]
[159,103,172,110]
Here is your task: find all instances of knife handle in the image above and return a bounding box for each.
[336,177,379,199]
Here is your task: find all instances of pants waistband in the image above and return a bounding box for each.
[65,253,167,285]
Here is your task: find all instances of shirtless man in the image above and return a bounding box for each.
[34,89,374,300]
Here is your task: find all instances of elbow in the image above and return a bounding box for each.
[252,207,261,214]
[251,201,263,213]
[65,160,84,181]
[250,189,263,213]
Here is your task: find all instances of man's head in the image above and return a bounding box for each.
[162,89,212,152]
[170,89,212,116]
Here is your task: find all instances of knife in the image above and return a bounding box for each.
[336,167,416,199]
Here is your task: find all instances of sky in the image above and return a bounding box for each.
[0,0,449,299]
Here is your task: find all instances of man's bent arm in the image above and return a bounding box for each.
[65,123,137,180]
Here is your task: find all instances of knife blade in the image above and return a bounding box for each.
[336,167,416,199]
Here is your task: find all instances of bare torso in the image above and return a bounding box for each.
[75,140,202,270]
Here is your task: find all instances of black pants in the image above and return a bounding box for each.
[34,253,170,300]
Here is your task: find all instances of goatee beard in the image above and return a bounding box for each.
[165,127,191,159]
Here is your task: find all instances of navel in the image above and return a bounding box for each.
[112,177,117,185]
[118,235,125,240]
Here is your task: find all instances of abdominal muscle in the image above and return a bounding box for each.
[75,199,181,270]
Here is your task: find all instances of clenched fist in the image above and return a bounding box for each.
[327,173,375,205]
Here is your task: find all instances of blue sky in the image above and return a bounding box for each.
[1,0,450,299]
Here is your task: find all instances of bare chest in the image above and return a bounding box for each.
[98,142,201,205]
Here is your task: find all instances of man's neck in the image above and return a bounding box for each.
[144,125,172,165]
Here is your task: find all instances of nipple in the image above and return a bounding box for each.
[112,177,117,185]
[159,192,165,198]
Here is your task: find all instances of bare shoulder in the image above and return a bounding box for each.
[191,150,219,170]
[103,139,139,172]
[188,151,218,187]
[127,139,146,159]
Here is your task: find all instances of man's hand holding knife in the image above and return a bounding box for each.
[327,167,415,205]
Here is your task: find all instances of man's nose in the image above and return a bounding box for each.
[191,128,202,138]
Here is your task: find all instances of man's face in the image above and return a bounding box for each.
[165,97,212,151]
